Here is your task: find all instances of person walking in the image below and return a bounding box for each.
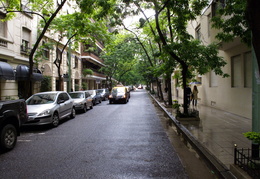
[192,85,199,106]
[186,86,192,105]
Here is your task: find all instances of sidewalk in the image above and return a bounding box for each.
[155,95,251,169]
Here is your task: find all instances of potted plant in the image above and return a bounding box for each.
[83,69,93,77]
[244,132,260,144]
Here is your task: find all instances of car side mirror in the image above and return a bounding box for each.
[58,99,65,104]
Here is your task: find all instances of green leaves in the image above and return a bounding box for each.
[244,132,260,144]
[211,0,250,46]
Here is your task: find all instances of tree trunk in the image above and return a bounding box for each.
[28,0,67,96]
[167,76,172,106]
[182,64,188,114]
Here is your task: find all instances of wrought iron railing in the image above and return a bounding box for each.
[234,145,260,178]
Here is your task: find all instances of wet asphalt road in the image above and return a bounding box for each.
[0,89,188,179]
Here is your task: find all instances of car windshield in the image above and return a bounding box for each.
[97,89,103,93]
[26,93,57,105]
[69,92,83,99]
[113,88,125,93]
[87,90,94,95]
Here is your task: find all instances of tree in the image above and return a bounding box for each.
[108,0,228,114]
[41,12,111,90]
[211,0,260,71]
[100,34,138,89]
[1,0,67,97]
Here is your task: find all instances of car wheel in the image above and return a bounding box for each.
[0,124,17,151]
[52,113,59,127]
[70,108,76,119]
[82,104,87,113]
[99,99,102,103]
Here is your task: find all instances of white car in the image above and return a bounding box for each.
[24,91,76,127]
[69,91,93,113]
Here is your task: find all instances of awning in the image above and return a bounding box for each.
[32,72,43,81]
[16,64,29,81]
[0,61,15,80]
[16,65,43,81]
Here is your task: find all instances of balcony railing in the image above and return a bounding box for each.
[234,146,260,178]
[81,51,104,64]
[20,45,31,56]
[0,39,8,47]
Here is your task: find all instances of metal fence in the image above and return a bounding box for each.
[234,146,260,178]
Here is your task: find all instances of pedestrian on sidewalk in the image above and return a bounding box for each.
[192,85,198,106]
[186,85,192,105]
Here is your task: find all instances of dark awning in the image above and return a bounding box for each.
[16,65,29,81]
[16,65,43,81]
[0,61,15,80]
[32,72,43,81]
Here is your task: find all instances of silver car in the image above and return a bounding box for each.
[24,91,76,127]
[69,91,93,113]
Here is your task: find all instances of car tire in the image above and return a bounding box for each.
[52,113,59,127]
[0,124,17,151]
[70,108,76,119]
[82,104,87,113]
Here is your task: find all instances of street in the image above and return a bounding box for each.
[0,89,188,179]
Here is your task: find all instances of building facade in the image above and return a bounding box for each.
[0,1,108,100]
[0,4,42,100]
[172,1,252,119]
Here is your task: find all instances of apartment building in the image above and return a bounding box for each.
[0,4,42,100]
[81,41,107,90]
[0,1,107,99]
[172,1,252,119]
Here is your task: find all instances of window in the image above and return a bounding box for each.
[21,27,31,54]
[212,0,226,17]
[56,48,62,64]
[210,70,218,87]
[0,13,7,47]
[207,14,211,37]
[231,55,242,88]
[0,14,6,38]
[244,52,252,88]
[74,56,78,69]
[195,25,201,41]
[42,41,50,60]
[62,93,69,101]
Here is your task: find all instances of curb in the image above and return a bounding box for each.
[149,94,237,179]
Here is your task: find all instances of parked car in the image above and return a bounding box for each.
[0,99,28,151]
[86,90,102,105]
[24,91,76,127]
[109,86,130,104]
[97,88,109,101]
[125,86,131,98]
[69,91,93,113]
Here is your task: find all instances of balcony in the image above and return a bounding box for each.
[81,51,104,65]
